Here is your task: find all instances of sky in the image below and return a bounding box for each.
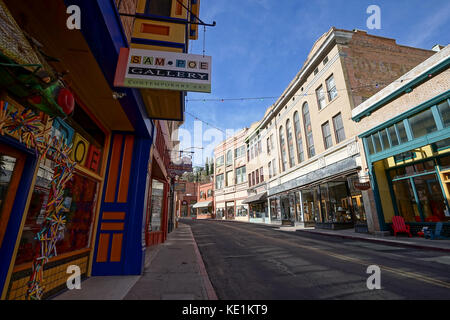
[179,0,450,166]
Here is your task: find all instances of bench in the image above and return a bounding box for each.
[392,216,412,237]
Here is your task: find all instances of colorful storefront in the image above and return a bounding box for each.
[353,45,450,235]
[0,0,154,299]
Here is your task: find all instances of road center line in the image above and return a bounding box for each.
[209,222,450,290]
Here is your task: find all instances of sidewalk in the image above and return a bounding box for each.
[213,219,450,252]
[53,223,217,300]
[295,227,450,252]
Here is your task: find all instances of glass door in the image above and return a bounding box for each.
[0,143,26,248]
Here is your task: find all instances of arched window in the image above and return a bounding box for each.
[293,111,304,163]
[302,102,315,158]
[279,126,288,172]
[286,119,295,168]
[226,150,232,165]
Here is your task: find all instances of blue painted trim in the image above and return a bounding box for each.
[385,128,392,149]
[404,119,413,141]
[409,177,424,221]
[92,133,153,276]
[353,59,450,122]
[431,105,444,131]
[370,164,389,231]
[130,37,186,49]
[66,0,153,139]
[0,137,37,295]
[367,128,450,163]
[359,90,450,138]
[123,136,152,275]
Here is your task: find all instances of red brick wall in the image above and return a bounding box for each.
[338,30,436,108]
[198,182,213,202]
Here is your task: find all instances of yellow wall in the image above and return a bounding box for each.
[373,160,395,223]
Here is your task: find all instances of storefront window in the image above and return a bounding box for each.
[413,174,448,222]
[0,150,22,247]
[149,180,164,232]
[390,160,450,222]
[437,99,450,127]
[388,125,399,147]
[300,190,316,222]
[190,201,197,216]
[372,133,382,152]
[236,205,248,217]
[409,109,437,139]
[319,184,331,222]
[280,195,291,220]
[396,121,409,143]
[389,160,435,180]
[270,198,281,221]
[328,181,351,223]
[392,179,421,222]
[379,129,389,150]
[226,201,234,219]
[438,154,450,170]
[15,170,99,265]
[249,202,266,219]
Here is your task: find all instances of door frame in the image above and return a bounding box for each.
[0,143,26,248]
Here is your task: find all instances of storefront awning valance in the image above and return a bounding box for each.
[192,201,212,208]
[242,192,267,204]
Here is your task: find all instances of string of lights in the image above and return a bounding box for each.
[185,76,422,102]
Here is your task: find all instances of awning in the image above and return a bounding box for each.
[242,192,267,204]
[192,201,212,209]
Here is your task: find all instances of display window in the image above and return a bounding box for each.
[249,203,266,218]
[391,170,449,223]
[299,190,317,222]
[13,102,107,268]
[148,179,164,232]
[236,205,248,217]
[15,168,99,266]
[270,198,281,221]
[0,144,26,248]
[225,201,234,219]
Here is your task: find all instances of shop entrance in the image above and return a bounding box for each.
[225,201,235,220]
[389,159,450,222]
[0,143,26,248]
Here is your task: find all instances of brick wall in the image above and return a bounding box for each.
[338,30,436,109]
[115,0,137,42]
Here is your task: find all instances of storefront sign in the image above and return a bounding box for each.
[354,181,371,191]
[71,133,89,165]
[174,183,186,192]
[168,162,193,177]
[114,48,212,93]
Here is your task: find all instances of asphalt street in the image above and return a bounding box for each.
[182,219,450,300]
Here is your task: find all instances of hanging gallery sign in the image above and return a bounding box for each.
[114,48,212,93]
[353,181,371,191]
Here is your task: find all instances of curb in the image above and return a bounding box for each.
[185,224,218,300]
[296,229,450,253]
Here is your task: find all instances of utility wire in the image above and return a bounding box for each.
[186,76,421,102]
